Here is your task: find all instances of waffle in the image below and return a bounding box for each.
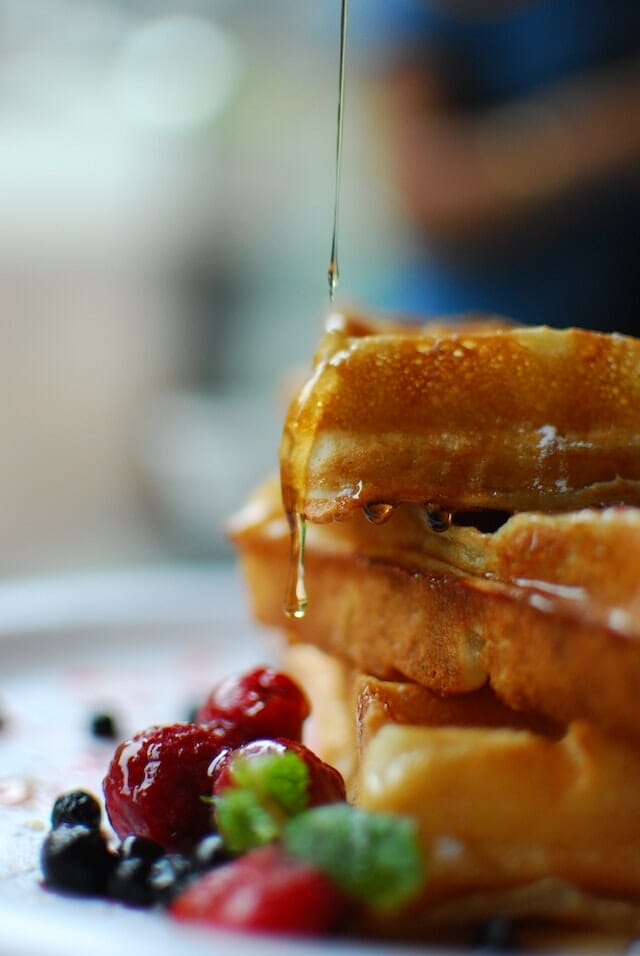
[231,313,640,938]
[281,313,640,523]
[284,645,640,942]
[230,477,640,743]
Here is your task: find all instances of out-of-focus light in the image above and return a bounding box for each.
[109,15,241,131]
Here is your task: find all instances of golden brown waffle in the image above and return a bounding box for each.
[230,478,640,742]
[360,719,640,937]
[282,645,640,941]
[233,312,640,939]
[281,313,640,523]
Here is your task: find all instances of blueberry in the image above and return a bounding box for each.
[472,916,518,951]
[107,855,156,907]
[191,833,230,872]
[105,835,166,907]
[51,791,102,830]
[148,853,193,904]
[107,847,193,907]
[107,857,153,907]
[119,835,164,864]
[89,712,119,740]
[41,825,115,895]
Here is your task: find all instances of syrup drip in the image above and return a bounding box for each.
[363,502,395,525]
[425,504,453,533]
[285,512,308,619]
[328,0,349,301]
[284,1,349,620]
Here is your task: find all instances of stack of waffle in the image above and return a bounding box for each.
[230,313,640,940]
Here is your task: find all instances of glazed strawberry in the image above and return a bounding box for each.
[103,723,230,853]
[170,843,349,935]
[212,738,346,807]
[196,667,309,742]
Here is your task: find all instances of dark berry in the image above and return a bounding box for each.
[41,825,115,895]
[90,712,119,740]
[107,855,156,907]
[119,834,164,864]
[196,667,310,743]
[103,723,233,852]
[170,843,349,935]
[191,833,230,872]
[107,840,193,908]
[51,790,102,830]
[212,738,347,807]
[472,916,519,950]
[148,853,194,904]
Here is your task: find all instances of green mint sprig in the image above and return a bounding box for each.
[283,803,425,911]
[230,750,310,816]
[212,749,426,911]
[214,751,310,853]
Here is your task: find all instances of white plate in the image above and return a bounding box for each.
[0,566,437,956]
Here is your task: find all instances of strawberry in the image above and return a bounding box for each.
[196,667,310,742]
[103,723,232,853]
[170,843,349,935]
[212,738,346,808]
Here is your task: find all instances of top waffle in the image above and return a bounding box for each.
[281,313,640,523]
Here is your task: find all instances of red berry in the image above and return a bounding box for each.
[103,723,234,853]
[196,667,310,742]
[170,843,348,935]
[212,738,346,807]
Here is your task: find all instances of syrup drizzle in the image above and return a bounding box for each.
[285,2,349,620]
[363,502,395,525]
[285,512,308,619]
[328,0,349,302]
[425,504,453,533]
[285,1,350,620]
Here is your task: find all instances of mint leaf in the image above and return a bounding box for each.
[231,751,310,817]
[214,788,280,853]
[215,751,312,853]
[282,804,425,910]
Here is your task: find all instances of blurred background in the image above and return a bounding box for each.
[1,0,639,572]
[0,0,407,571]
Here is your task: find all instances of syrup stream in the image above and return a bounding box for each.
[285,1,350,620]
[328,0,349,302]
[285,512,308,619]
